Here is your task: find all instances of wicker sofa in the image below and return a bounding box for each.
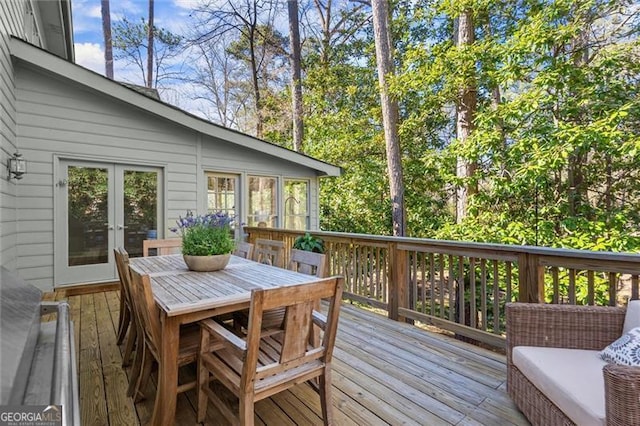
[506,303,640,426]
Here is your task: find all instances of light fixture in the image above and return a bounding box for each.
[8,152,26,180]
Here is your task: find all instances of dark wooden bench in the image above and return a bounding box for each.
[0,267,79,425]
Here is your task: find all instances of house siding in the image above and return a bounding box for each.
[0,0,26,270]
[15,64,198,288]
[15,64,323,289]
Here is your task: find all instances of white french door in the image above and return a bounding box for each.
[56,160,163,285]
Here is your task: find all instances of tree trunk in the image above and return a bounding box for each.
[288,0,304,152]
[455,9,477,223]
[371,0,405,236]
[101,0,113,79]
[249,27,264,139]
[567,27,589,217]
[146,0,155,88]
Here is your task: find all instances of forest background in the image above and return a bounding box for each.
[92,0,640,253]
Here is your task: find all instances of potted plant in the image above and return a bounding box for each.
[172,211,235,271]
[292,233,325,253]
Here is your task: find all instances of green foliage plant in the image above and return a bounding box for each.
[293,233,325,253]
[172,212,235,256]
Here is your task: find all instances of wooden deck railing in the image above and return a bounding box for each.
[244,227,640,348]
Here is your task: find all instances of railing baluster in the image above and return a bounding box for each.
[383,247,389,303]
[506,262,512,303]
[436,253,443,318]
[411,251,418,311]
[470,257,477,329]
[587,270,595,305]
[447,254,454,322]
[429,253,435,317]
[569,269,576,305]
[458,256,465,327]
[492,260,500,334]
[552,267,559,304]
[632,275,639,301]
[370,246,375,299]
[480,259,487,331]
[422,253,436,315]
[609,272,617,306]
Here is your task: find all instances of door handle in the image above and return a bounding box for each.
[117,225,128,230]
[104,223,114,230]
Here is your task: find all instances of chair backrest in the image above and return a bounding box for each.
[114,247,133,308]
[142,238,182,257]
[288,249,327,278]
[233,242,254,259]
[128,269,162,353]
[252,238,285,268]
[242,277,343,393]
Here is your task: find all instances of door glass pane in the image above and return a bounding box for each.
[284,180,309,230]
[124,170,158,258]
[248,176,277,227]
[68,166,109,266]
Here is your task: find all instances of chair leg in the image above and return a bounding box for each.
[116,304,131,345]
[121,320,137,367]
[126,330,144,397]
[319,369,333,426]
[239,393,255,426]
[196,368,208,423]
[197,327,211,423]
[134,344,154,403]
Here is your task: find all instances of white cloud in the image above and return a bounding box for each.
[173,0,206,10]
[87,5,102,18]
[74,42,105,75]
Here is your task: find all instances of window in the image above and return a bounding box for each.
[284,180,309,230]
[24,1,41,46]
[248,176,277,227]
[207,173,238,220]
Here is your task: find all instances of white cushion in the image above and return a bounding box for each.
[513,346,607,426]
[600,327,640,366]
[623,300,640,334]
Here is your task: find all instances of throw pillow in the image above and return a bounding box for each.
[623,300,640,334]
[600,327,640,366]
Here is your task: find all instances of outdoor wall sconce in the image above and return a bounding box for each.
[8,152,26,180]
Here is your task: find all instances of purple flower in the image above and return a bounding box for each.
[171,210,235,236]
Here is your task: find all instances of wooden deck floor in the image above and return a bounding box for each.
[54,289,529,425]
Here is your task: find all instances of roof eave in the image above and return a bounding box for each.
[9,38,341,177]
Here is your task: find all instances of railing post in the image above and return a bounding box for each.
[518,253,545,303]
[389,243,407,321]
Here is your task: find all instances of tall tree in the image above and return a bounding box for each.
[455,9,477,223]
[371,0,405,236]
[101,0,113,79]
[190,0,280,139]
[146,0,155,89]
[288,0,304,152]
[113,17,183,88]
[188,40,250,128]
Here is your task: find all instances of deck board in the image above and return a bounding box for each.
[63,289,528,425]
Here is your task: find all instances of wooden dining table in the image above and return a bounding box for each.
[128,254,320,425]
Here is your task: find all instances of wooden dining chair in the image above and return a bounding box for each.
[197,276,344,426]
[288,249,327,277]
[234,249,329,334]
[233,242,254,259]
[252,238,285,268]
[127,268,223,405]
[142,238,182,257]
[114,247,137,367]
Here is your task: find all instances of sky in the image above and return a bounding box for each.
[72,0,220,117]
[72,0,194,77]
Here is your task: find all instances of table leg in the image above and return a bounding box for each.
[150,314,180,426]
